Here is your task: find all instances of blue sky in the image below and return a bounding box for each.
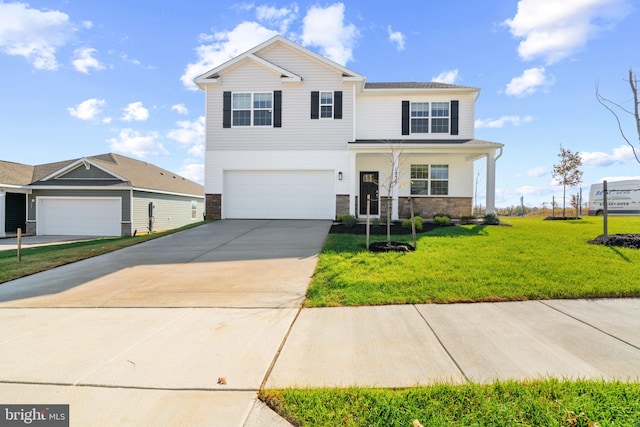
[1,0,638,208]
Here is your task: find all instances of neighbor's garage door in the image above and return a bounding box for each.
[38,198,121,236]
[224,170,335,219]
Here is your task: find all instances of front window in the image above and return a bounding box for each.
[411,164,449,195]
[232,92,272,126]
[411,102,429,133]
[410,102,450,134]
[320,91,333,118]
[191,201,197,220]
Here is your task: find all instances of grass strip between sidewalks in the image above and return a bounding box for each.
[0,221,211,284]
[306,216,640,307]
[261,379,640,427]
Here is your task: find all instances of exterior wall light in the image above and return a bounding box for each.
[338,171,343,181]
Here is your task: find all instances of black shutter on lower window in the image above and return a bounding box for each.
[401,101,410,135]
[310,91,319,119]
[223,91,231,128]
[450,100,459,135]
[334,91,343,119]
[273,90,282,127]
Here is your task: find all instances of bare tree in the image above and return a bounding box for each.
[376,141,404,246]
[552,145,583,218]
[596,69,640,163]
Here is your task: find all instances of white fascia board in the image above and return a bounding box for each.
[40,158,128,182]
[132,187,205,199]
[348,143,502,155]
[28,185,132,191]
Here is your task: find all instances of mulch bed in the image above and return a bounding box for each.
[329,222,442,235]
[589,234,640,249]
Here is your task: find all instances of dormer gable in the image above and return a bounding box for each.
[41,158,127,182]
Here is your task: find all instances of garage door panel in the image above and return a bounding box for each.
[224,171,334,219]
[38,198,121,236]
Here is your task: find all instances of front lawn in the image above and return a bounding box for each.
[261,379,640,427]
[306,216,640,307]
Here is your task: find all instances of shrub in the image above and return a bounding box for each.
[339,214,357,228]
[402,216,423,231]
[484,213,500,225]
[460,215,476,225]
[336,214,350,222]
[433,215,450,226]
[372,218,381,227]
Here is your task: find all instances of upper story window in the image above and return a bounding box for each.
[403,100,458,136]
[320,91,333,118]
[410,164,449,196]
[232,92,272,127]
[410,102,449,134]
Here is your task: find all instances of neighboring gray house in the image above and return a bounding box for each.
[195,35,503,221]
[0,153,204,237]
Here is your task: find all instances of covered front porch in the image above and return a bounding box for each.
[346,140,503,220]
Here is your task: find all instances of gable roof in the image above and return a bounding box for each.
[2,153,203,197]
[194,35,365,89]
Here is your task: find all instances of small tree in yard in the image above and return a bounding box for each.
[377,141,403,246]
[552,145,583,218]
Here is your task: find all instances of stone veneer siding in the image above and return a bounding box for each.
[205,194,222,220]
[398,197,472,219]
[121,222,132,237]
[335,195,350,218]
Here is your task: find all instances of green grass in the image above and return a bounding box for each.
[0,221,211,284]
[261,379,640,427]
[306,216,640,307]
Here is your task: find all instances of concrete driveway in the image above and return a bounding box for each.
[0,220,331,426]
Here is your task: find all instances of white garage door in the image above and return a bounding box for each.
[224,170,335,219]
[38,198,121,236]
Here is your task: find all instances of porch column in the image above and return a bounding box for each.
[348,151,357,216]
[485,151,496,214]
[0,191,6,238]
[391,150,400,220]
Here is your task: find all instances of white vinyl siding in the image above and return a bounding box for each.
[132,192,204,234]
[356,93,475,140]
[205,48,354,152]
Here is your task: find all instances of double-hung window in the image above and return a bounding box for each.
[232,92,272,126]
[320,91,333,118]
[409,102,450,134]
[410,164,449,195]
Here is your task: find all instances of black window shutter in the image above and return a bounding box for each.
[310,91,319,119]
[401,101,410,135]
[223,91,231,128]
[273,90,282,127]
[450,100,459,135]
[334,91,343,119]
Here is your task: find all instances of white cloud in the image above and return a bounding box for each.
[524,166,548,178]
[387,26,405,51]
[580,144,636,167]
[180,21,278,90]
[300,3,359,66]
[67,98,106,121]
[0,2,73,70]
[178,163,204,183]
[81,20,93,30]
[108,129,168,158]
[503,0,630,64]
[121,102,149,122]
[72,47,104,74]
[167,116,205,157]
[475,115,533,128]
[171,104,189,115]
[505,67,554,96]
[256,4,298,34]
[432,69,459,84]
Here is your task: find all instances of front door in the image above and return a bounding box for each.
[359,171,379,215]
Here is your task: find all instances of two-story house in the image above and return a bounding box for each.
[195,35,503,221]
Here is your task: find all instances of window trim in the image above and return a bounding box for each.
[410,164,449,196]
[403,100,456,135]
[319,91,334,119]
[231,91,273,127]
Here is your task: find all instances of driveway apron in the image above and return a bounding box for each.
[0,220,330,426]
